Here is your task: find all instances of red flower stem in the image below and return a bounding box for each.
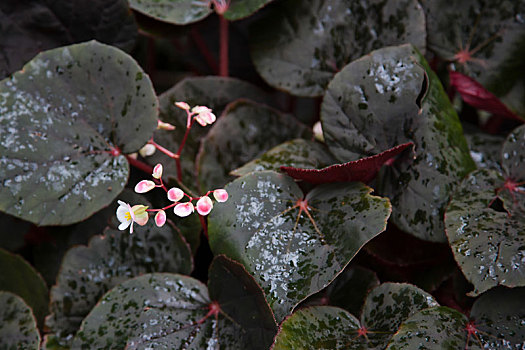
[219,15,229,77]
[199,214,208,239]
[150,139,179,159]
[125,155,153,174]
[174,119,196,182]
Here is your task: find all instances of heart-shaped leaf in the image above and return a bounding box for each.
[281,142,414,185]
[273,283,438,349]
[231,139,336,177]
[250,0,426,97]
[223,0,275,21]
[0,41,158,226]
[197,100,311,191]
[0,291,40,350]
[128,0,213,25]
[272,306,362,350]
[208,170,391,322]
[421,0,525,117]
[0,248,48,326]
[0,0,137,79]
[73,257,277,349]
[321,44,475,242]
[147,77,271,192]
[45,218,192,346]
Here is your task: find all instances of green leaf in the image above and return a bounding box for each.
[208,255,277,350]
[360,283,439,348]
[386,307,470,349]
[502,124,525,180]
[0,248,48,327]
[0,291,40,350]
[321,44,475,242]
[421,0,525,116]
[128,0,213,25]
[231,139,336,177]
[272,306,362,350]
[470,287,525,348]
[0,41,158,226]
[208,171,391,322]
[197,100,311,191]
[46,220,192,346]
[223,0,275,21]
[445,169,525,296]
[147,77,271,193]
[464,125,505,171]
[0,212,30,251]
[250,0,426,97]
[0,0,137,79]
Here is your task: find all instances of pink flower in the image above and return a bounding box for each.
[155,210,167,227]
[213,189,228,202]
[152,163,163,179]
[135,180,156,193]
[174,202,194,217]
[167,187,185,202]
[192,106,216,126]
[116,201,149,233]
[196,196,213,215]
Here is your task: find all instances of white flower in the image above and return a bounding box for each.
[116,200,149,233]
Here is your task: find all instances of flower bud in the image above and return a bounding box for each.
[139,144,156,157]
[155,210,167,227]
[175,101,190,110]
[174,202,194,217]
[213,189,229,202]
[152,163,163,179]
[196,196,213,215]
[167,187,184,202]
[135,180,156,193]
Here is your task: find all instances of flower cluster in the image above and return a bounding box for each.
[175,101,216,127]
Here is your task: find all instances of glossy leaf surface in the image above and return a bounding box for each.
[223,0,275,21]
[129,0,212,25]
[321,44,475,242]
[0,291,40,350]
[0,0,137,79]
[464,125,504,171]
[422,0,525,117]
[46,220,192,345]
[281,142,414,185]
[502,124,525,180]
[0,41,158,225]
[197,100,311,191]
[251,0,426,96]
[231,139,336,177]
[208,171,391,321]
[0,248,48,326]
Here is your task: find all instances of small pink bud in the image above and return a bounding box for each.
[157,120,176,130]
[213,189,228,202]
[175,101,190,110]
[196,196,213,215]
[152,163,163,179]
[135,180,156,193]
[167,187,184,202]
[192,106,216,126]
[174,202,194,217]
[139,144,156,157]
[155,210,167,227]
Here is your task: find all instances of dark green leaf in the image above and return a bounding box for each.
[272,306,362,350]
[421,0,525,117]
[197,100,311,191]
[231,139,336,177]
[470,287,525,348]
[502,124,525,180]
[321,44,475,242]
[464,124,505,171]
[0,41,158,225]
[223,0,275,21]
[361,283,439,348]
[0,291,40,350]
[0,212,30,251]
[445,169,525,296]
[147,76,271,193]
[0,248,48,327]
[0,0,137,79]
[208,171,391,321]
[128,0,212,25]
[251,0,426,96]
[208,255,277,350]
[45,220,192,346]
[386,307,470,349]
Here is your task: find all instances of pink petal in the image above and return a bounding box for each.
[152,164,163,179]
[196,196,213,216]
[157,120,176,130]
[174,202,194,217]
[213,189,228,202]
[135,180,156,193]
[175,101,190,110]
[155,210,167,227]
[167,187,184,202]
[194,115,207,126]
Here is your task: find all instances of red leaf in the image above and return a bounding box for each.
[449,71,524,123]
[280,142,414,184]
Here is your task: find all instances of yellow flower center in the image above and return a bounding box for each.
[124,212,132,221]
